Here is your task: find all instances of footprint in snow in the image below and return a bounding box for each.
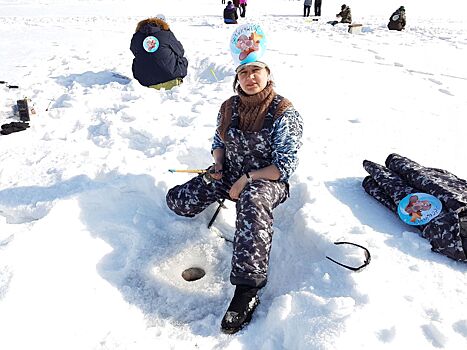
[425,308,442,322]
[452,319,467,338]
[376,326,396,343]
[439,88,454,96]
[191,101,204,113]
[428,78,443,85]
[176,115,195,127]
[421,323,448,348]
[0,267,13,301]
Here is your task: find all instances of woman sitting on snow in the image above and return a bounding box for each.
[130,15,188,90]
[166,25,303,334]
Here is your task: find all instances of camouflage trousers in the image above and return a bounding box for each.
[363,153,467,262]
[166,173,288,287]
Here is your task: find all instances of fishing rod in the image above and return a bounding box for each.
[168,169,208,174]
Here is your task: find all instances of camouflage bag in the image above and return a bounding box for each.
[362,154,467,262]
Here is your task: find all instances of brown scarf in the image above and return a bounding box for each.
[217,82,293,140]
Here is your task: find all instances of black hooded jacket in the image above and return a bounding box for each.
[130,18,188,87]
[388,9,406,31]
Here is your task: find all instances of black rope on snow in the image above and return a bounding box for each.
[207,199,372,271]
[326,241,371,272]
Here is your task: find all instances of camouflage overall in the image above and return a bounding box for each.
[363,154,467,261]
[166,95,289,287]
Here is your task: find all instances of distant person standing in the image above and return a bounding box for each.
[314,0,322,16]
[239,0,247,18]
[224,1,238,24]
[233,0,240,11]
[222,0,226,4]
[388,6,406,31]
[304,0,312,17]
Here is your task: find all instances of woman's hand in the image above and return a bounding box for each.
[209,163,224,181]
[229,174,248,200]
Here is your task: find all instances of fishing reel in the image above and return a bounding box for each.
[202,164,223,184]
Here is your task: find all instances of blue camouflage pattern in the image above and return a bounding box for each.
[212,97,303,182]
[363,154,467,262]
[167,95,303,287]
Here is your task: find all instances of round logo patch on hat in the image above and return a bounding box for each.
[397,193,442,226]
[230,23,267,66]
[143,36,159,53]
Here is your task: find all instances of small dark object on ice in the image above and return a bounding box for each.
[181,267,205,281]
[0,121,29,135]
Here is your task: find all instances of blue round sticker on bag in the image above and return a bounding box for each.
[397,193,442,226]
[143,36,159,53]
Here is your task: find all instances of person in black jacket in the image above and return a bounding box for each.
[130,15,188,90]
[388,6,406,31]
[224,1,238,24]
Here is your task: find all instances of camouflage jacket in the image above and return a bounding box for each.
[363,154,467,262]
[212,98,303,182]
[337,6,352,23]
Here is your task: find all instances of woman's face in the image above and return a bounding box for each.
[237,66,269,95]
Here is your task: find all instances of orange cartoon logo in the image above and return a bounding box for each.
[404,195,432,222]
[236,32,263,61]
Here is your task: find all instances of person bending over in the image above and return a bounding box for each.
[130,15,188,90]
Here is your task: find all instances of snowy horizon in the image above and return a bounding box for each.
[0,0,466,349]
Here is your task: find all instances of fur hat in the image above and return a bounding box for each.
[135,17,169,32]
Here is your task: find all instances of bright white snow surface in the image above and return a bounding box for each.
[0,0,466,349]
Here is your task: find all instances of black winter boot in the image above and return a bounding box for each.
[221,285,260,334]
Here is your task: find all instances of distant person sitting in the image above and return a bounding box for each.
[337,4,352,23]
[303,0,312,17]
[224,1,238,24]
[130,15,188,90]
[388,6,406,31]
[328,4,352,25]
